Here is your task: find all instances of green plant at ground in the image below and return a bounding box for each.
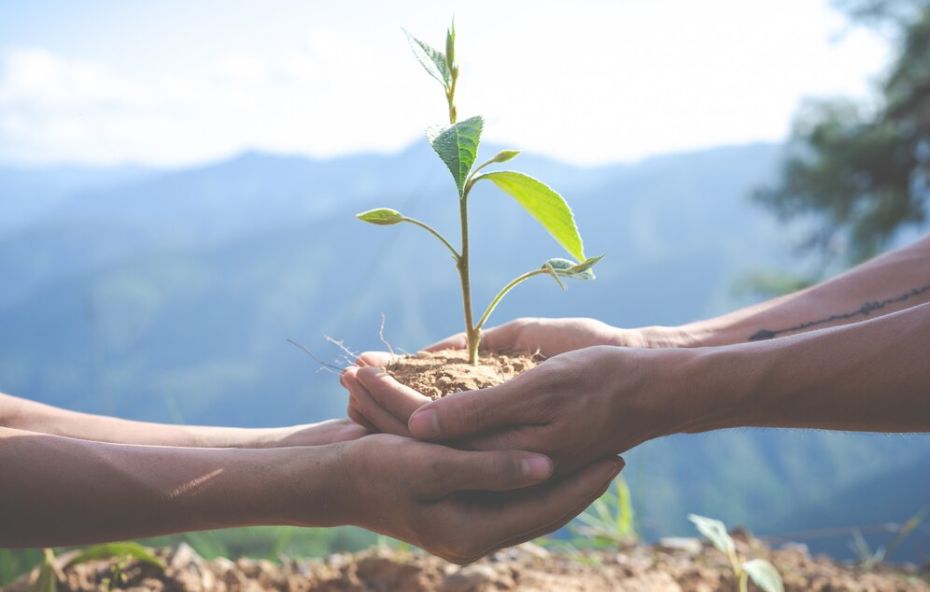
[572,476,638,547]
[30,543,164,592]
[849,508,928,568]
[688,514,784,592]
[357,21,602,364]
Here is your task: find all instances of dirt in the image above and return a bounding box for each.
[8,536,929,592]
[386,349,541,399]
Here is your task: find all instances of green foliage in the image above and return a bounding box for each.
[33,549,56,592]
[403,30,451,90]
[357,20,601,363]
[427,116,484,197]
[357,208,403,225]
[480,149,521,167]
[545,256,602,282]
[64,542,165,570]
[475,170,586,261]
[0,549,42,586]
[742,558,785,592]
[688,513,735,556]
[850,508,928,568]
[571,477,638,547]
[756,2,930,266]
[689,514,784,592]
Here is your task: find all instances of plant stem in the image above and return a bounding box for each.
[738,571,749,592]
[400,217,459,259]
[458,195,479,364]
[474,268,550,333]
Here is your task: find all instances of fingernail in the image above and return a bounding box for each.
[409,409,440,439]
[521,455,553,480]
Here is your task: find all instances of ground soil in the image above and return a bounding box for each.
[386,349,541,399]
[8,535,929,592]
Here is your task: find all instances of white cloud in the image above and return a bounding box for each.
[0,0,892,167]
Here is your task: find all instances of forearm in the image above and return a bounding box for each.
[0,392,297,448]
[0,426,347,547]
[677,302,930,434]
[662,234,930,347]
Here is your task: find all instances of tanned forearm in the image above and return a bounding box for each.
[657,234,930,347]
[677,301,930,435]
[0,392,317,448]
[0,426,346,547]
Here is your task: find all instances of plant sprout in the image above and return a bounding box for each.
[688,514,784,592]
[357,21,602,364]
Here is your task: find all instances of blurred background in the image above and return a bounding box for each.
[1,0,928,577]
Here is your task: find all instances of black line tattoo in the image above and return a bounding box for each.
[748,282,930,341]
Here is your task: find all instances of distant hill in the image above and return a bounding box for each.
[1,142,927,560]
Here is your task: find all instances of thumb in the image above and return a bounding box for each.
[408,381,522,441]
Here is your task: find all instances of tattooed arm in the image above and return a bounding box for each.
[410,234,930,358]
[668,234,930,346]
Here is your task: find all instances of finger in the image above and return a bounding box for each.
[408,381,523,441]
[347,402,378,432]
[296,419,370,445]
[425,324,513,353]
[356,366,430,423]
[355,351,394,368]
[423,448,555,497]
[473,457,624,549]
[345,371,411,436]
[424,332,467,352]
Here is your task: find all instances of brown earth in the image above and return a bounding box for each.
[7,536,929,592]
[386,349,541,399]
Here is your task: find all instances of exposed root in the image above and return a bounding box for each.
[286,338,342,374]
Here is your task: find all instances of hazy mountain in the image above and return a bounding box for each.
[1,142,927,560]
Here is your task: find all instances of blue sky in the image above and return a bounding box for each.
[0,0,891,167]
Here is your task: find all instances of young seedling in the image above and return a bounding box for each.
[357,21,602,364]
[31,544,164,592]
[573,477,638,547]
[688,514,784,592]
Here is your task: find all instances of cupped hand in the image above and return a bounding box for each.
[338,433,624,564]
[344,345,695,476]
[427,317,647,357]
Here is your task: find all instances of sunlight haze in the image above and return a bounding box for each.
[0,0,892,166]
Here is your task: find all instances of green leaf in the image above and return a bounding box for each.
[445,20,456,71]
[477,171,585,261]
[687,514,735,555]
[357,208,403,225]
[489,149,520,163]
[403,30,451,89]
[65,543,165,570]
[543,255,603,280]
[34,549,57,592]
[742,559,784,592]
[427,115,483,197]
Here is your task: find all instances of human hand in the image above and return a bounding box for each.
[267,419,370,447]
[426,317,647,357]
[344,346,699,476]
[332,433,624,563]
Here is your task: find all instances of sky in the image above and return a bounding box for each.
[0,0,893,168]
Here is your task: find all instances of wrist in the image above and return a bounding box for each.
[263,444,353,527]
[670,344,758,433]
[633,325,705,348]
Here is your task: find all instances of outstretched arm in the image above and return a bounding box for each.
[673,233,930,346]
[423,234,930,356]
[0,425,621,563]
[346,302,930,475]
[0,391,365,448]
